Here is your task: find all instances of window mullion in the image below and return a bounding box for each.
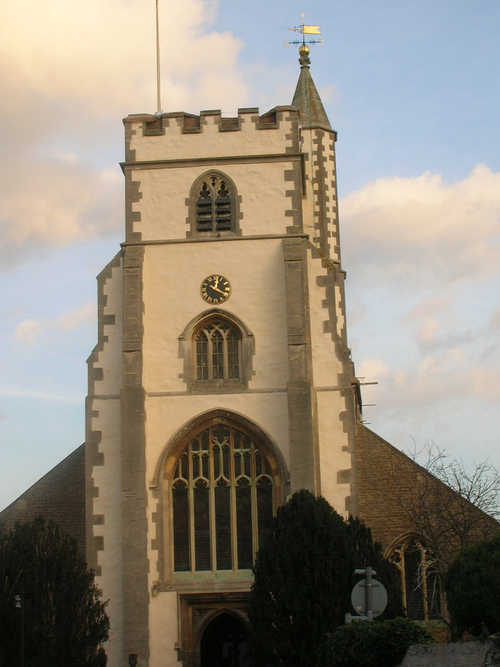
[399,545,407,613]
[209,434,217,573]
[229,433,238,572]
[188,443,195,573]
[222,330,228,381]
[211,183,217,232]
[207,330,214,381]
[250,444,259,558]
[421,546,429,621]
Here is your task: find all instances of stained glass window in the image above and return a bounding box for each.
[171,423,275,573]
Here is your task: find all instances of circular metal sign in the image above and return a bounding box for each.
[351,578,388,617]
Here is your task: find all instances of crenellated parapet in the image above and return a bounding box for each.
[123,106,301,164]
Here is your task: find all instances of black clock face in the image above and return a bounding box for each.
[200,275,231,304]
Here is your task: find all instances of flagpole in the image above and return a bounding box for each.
[156,0,162,113]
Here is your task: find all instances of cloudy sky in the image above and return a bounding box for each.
[1,0,499,510]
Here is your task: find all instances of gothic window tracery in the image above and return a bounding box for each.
[389,536,441,621]
[194,318,242,383]
[171,423,275,574]
[195,174,234,233]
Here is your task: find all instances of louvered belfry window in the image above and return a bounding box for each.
[171,423,274,573]
[196,175,233,233]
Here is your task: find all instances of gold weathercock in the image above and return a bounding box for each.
[284,12,322,51]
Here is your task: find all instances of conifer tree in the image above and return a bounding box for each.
[248,492,346,665]
[0,516,108,667]
[248,490,401,666]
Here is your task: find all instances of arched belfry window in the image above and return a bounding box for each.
[189,172,238,236]
[389,536,441,621]
[170,421,276,574]
[195,318,241,382]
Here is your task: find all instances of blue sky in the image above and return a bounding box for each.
[1,0,499,510]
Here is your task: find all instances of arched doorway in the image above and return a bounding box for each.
[200,612,251,667]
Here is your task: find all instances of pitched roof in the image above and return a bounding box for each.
[0,444,86,555]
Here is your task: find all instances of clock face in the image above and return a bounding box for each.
[200,274,231,304]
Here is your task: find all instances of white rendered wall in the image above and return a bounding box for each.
[132,161,298,241]
[87,260,125,666]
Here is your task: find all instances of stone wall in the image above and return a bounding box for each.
[355,422,499,552]
[400,642,491,666]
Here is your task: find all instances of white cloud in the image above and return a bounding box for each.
[404,297,452,348]
[0,0,246,119]
[13,303,95,347]
[359,340,500,414]
[341,164,500,288]
[489,309,500,332]
[0,0,248,265]
[13,320,43,347]
[0,162,123,264]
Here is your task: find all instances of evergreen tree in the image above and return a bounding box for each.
[445,530,500,637]
[248,490,399,667]
[346,516,403,619]
[0,516,109,667]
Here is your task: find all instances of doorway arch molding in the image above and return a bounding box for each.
[178,592,250,667]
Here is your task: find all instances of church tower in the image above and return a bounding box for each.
[85,47,360,666]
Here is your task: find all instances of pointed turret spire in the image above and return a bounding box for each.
[291,45,332,131]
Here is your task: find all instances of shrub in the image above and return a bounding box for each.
[445,530,500,637]
[318,617,433,667]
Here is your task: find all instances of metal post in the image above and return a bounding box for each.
[155,0,162,113]
[15,589,25,667]
[365,566,373,622]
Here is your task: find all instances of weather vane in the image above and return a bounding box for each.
[284,13,322,48]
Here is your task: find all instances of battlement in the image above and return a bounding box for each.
[123,106,301,164]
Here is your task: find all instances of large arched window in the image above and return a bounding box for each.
[389,536,441,621]
[194,174,235,234]
[170,421,276,574]
[195,318,241,382]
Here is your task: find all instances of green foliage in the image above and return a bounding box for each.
[318,617,433,667]
[346,517,403,619]
[247,490,402,667]
[0,516,109,667]
[445,530,500,637]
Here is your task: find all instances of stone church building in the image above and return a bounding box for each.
[2,48,496,666]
